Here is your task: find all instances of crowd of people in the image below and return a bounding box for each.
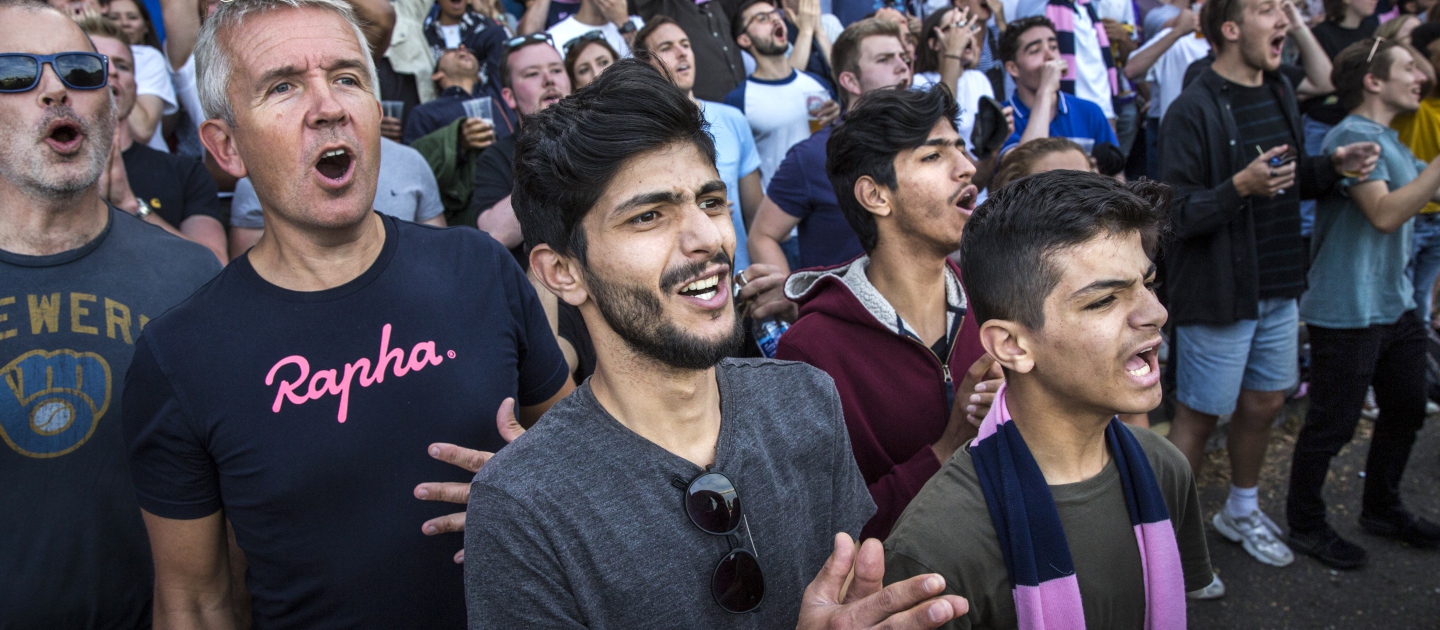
[3,0,1439,625]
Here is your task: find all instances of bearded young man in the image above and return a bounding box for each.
[463,58,968,629]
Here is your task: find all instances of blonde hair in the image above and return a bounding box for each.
[73,9,127,43]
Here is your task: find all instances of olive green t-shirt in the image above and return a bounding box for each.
[883,426,1213,630]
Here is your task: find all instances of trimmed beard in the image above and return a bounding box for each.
[0,102,114,198]
[584,251,745,371]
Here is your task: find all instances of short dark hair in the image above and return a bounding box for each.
[499,38,559,90]
[732,0,774,40]
[1332,37,1401,111]
[1200,0,1245,51]
[633,14,680,56]
[998,16,1055,64]
[512,58,717,262]
[826,86,958,253]
[960,170,1169,330]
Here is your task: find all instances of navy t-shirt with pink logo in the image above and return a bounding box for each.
[122,213,568,629]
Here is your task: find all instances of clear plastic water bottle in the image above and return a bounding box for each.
[734,271,790,358]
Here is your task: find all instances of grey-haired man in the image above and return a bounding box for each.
[120,0,573,627]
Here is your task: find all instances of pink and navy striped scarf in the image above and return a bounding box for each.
[970,384,1186,629]
[1043,0,1120,102]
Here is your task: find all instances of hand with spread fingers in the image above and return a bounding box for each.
[415,397,526,564]
[797,534,969,629]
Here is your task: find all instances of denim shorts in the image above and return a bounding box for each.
[1175,298,1300,416]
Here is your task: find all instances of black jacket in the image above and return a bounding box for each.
[1159,67,1341,326]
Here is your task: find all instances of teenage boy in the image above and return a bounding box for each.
[1160,0,1379,570]
[776,87,1000,541]
[465,57,968,629]
[727,0,834,188]
[748,17,912,272]
[885,170,1215,628]
[122,1,573,627]
[1000,16,1118,155]
[1015,0,1119,123]
[0,4,221,626]
[1288,38,1440,570]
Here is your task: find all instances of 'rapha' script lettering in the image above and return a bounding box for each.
[263,324,446,422]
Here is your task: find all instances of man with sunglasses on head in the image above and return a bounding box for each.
[119,0,574,627]
[464,57,968,629]
[467,32,571,262]
[0,2,221,627]
[1160,0,1378,575]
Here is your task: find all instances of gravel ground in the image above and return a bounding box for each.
[1181,402,1440,629]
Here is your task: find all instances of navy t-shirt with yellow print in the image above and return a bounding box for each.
[0,208,221,628]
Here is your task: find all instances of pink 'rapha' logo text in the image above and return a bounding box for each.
[264,324,447,423]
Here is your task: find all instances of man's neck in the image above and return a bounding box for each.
[1211,49,1264,87]
[587,322,724,468]
[116,116,136,153]
[1353,99,1400,127]
[1004,376,1114,485]
[444,79,478,95]
[0,181,109,256]
[247,210,387,292]
[865,243,949,347]
[750,50,792,81]
[1340,10,1366,28]
[439,12,462,26]
[574,0,607,26]
[1015,84,1059,118]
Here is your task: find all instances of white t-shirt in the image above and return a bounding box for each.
[132,45,177,153]
[546,16,642,58]
[439,23,462,49]
[170,54,204,151]
[1137,27,1211,121]
[723,69,829,189]
[912,70,996,154]
[1070,7,1116,119]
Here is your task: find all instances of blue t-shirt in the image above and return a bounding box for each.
[767,124,865,269]
[700,100,763,270]
[122,215,568,629]
[1300,114,1423,329]
[1002,92,1118,155]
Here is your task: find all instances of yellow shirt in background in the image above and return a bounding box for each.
[1392,96,1440,214]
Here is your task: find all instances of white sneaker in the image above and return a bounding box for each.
[1212,509,1295,567]
[1427,401,1439,416]
[1362,387,1379,420]
[1186,574,1225,600]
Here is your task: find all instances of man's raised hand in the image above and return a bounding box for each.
[415,397,526,563]
[798,534,967,629]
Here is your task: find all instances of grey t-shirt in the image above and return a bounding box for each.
[231,137,444,227]
[0,208,220,628]
[464,358,876,629]
[883,426,1213,630]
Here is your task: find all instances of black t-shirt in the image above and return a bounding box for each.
[1303,17,1379,124]
[122,214,568,629]
[467,135,525,268]
[122,141,225,228]
[1229,80,1307,298]
[0,208,220,628]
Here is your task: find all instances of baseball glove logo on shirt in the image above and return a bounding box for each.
[1,349,112,458]
[264,323,447,423]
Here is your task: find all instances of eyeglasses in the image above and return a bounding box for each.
[684,471,765,613]
[0,52,108,93]
[506,32,554,51]
[1367,36,1387,63]
[744,8,785,29]
[563,30,608,55]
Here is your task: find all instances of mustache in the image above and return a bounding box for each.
[37,105,91,136]
[659,250,731,292]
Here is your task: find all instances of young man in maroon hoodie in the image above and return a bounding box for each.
[775,86,1002,540]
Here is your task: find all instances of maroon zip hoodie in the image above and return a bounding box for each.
[775,257,986,540]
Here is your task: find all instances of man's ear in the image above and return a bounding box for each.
[979,320,1035,374]
[1362,71,1385,95]
[1221,20,1241,44]
[501,86,518,112]
[198,119,247,180]
[431,69,446,87]
[1004,60,1019,80]
[737,31,753,50]
[529,244,590,308]
[837,70,864,99]
[853,175,893,218]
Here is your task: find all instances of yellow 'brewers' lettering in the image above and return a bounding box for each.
[28,293,60,335]
[104,299,133,344]
[70,293,98,335]
[0,296,15,340]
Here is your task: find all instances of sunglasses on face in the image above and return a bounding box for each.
[563,30,608,55]
[684,471,765,613]
[0,52,108,93]
[506,32,555,51]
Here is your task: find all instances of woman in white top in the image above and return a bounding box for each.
[108,0,178,152]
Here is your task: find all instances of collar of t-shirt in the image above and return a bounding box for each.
[1007,91,1072,126]
[439,85,472,100]
[747,68,802,85]
[235,213,399,303]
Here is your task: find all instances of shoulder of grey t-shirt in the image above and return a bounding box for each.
[378,137,445,222]
[229,177,262,229]
[111,208,224,283]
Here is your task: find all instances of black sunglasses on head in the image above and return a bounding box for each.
[563,30,608,55]
[683,471,765,614]
[0,52,108,93]
[506,32,555,51]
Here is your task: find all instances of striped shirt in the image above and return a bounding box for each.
[1230,80,1307,299]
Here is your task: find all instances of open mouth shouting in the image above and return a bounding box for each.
[674,266,731,310]
[44,118,85,155]
[314,145,355,189]
[954,184,979,218]
[1124,339,1162,387]
[1268,32,1285,60]
[539,89,565,108]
